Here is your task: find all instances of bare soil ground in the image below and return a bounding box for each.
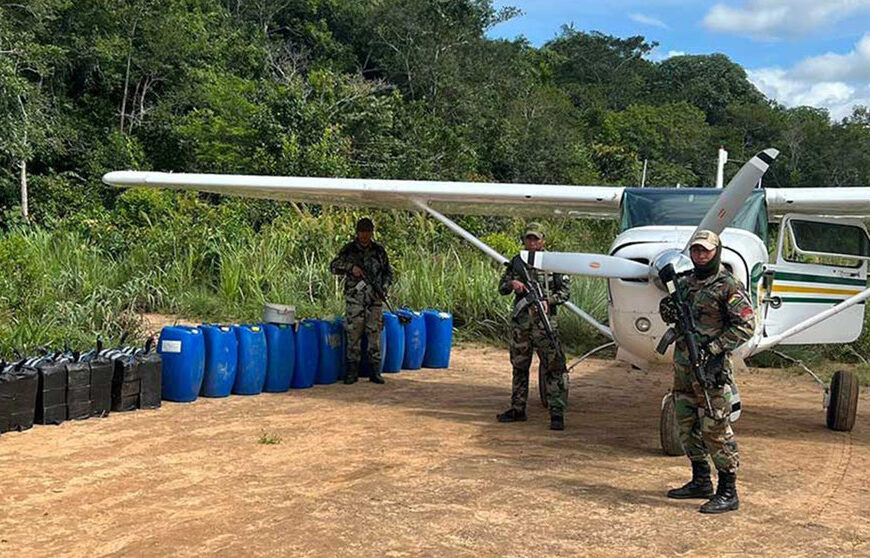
[1,346,868,557]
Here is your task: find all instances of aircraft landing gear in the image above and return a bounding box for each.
[660,392,685,456]
[827,370,859,431]
[771,350,859,432]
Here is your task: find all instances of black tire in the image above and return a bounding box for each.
[826,370,859,432]
[660,393,685,456]
[538,362,548,408]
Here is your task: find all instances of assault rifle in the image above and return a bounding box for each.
[655,262,714,417]
[351,259,410,324]
[510,253,568,372]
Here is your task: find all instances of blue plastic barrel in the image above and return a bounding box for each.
[358,327,387,377]
[382,312,405,373]
[315,319,344,384]
[232,325,268,395]
[293,320,319,389]
[200,324,238,397]
[422,310,453,368]
[397,309,426,370]
[264,323,295,392]
[158,326,205,402]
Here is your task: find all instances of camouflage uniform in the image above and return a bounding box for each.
[672,267,755,473]
[499,255,572,414]
[329,239,393,380]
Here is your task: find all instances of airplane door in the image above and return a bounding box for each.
[761,214,870,344]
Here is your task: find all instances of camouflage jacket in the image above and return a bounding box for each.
[329,239,393,297]
[675,266,755,356]
[499,254,571,318]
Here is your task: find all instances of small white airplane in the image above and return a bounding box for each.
[104,147,870,453]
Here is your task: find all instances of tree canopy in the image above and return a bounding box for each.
[1,0,869,223]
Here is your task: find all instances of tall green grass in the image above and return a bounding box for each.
[1,189,868,367]
[0,192,615,357]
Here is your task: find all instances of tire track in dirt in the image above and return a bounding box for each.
[812,431,854,519]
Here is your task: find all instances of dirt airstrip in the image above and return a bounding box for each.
[1,346,868,557]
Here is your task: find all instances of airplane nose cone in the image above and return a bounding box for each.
[650,249,693,290]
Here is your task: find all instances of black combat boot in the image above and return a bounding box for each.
[549,413,564,431]
[667,460,714,499]
[369,371,385,384]
[496,408,527,422]
[699,470,739,514]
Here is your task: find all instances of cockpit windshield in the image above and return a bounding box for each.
[619,188,767,241]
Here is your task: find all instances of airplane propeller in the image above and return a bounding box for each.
[685,148,779,250]
[520,251,648,279]
[520,148,780,281]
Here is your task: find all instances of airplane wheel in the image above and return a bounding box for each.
[660,393,685,456]
[538,363,548,409]
[826,370,859,431]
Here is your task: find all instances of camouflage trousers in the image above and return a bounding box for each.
[509,315,568,414]
[673,362,739,473]
[345,295,383,378]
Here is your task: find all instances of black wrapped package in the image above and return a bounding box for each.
[101,349,140,412]
[35,361,67,425]
[41,404,67,424]
[65,362,91,420]
[135,351,162,409]
[88,359,114,417]
[0,364,39,433]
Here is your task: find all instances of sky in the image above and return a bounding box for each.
[488,0,870,120]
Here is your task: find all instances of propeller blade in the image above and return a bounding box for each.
[521,251,649,279]
[688,148,779,248]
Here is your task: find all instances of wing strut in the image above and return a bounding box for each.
[752,285,870,354]
[412,200,613,339]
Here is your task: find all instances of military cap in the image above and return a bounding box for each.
[524,222,545,239]
[690,229,720,250]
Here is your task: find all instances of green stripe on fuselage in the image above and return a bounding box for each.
[779,296,865,305]
[773,271,866,287]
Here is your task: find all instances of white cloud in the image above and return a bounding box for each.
[645,48,686,62]
[629,12,670,29]
[748,34,870,119]
[703,0,870,39]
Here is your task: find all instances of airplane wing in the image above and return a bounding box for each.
[101,171,624,219]
[766,188,870,220]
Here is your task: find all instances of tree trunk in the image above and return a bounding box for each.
[20,158,28,222]
[120,19,138,134]
[120,50,132,133]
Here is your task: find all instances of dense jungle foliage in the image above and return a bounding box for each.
[1,0,869,365]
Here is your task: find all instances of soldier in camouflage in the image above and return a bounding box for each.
[660,229,755,514]
[496,223,572,431]
[329,217,393,385]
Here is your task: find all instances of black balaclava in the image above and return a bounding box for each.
[693,244,722,279]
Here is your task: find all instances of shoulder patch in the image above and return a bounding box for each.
[728,291,749,308]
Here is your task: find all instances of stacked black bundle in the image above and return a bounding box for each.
[101,349,140,412]
[66,361,92,420]
[133,340,162,409]
[34,360,68,425]
[0,361,39,433]
[80,341,115,418]
[88,357,114,417]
